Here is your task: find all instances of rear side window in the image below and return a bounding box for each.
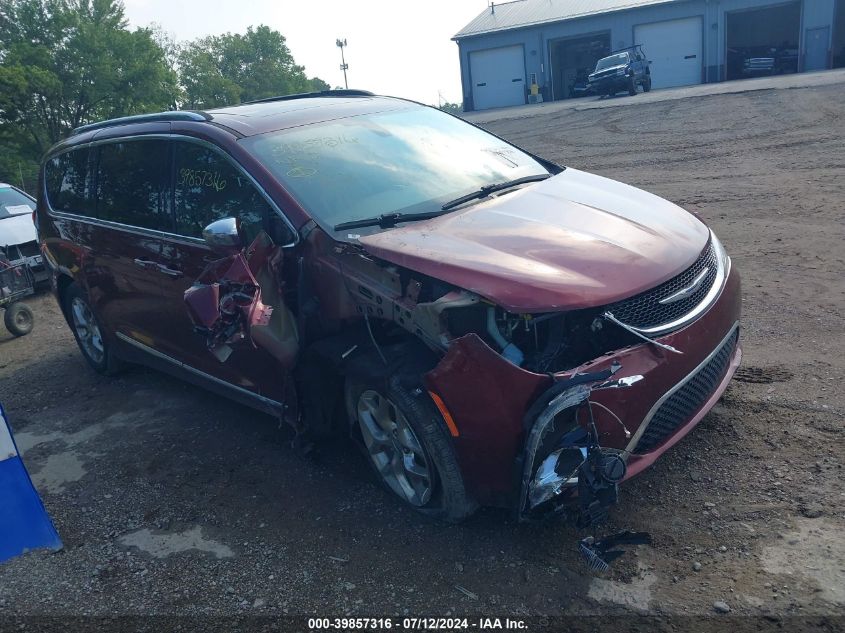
[44,149,92,216]
[96,140,171,232]
[173,141,272,239]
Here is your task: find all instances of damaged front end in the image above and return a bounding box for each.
[518,365,642,527]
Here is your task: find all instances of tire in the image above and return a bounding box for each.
[643,75,652,92]
[628,76,637,96]
[345,349,477,522]
[63,282,123,375]
[4,302,34,337]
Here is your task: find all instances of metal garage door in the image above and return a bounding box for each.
[470,45,526,110]
[635,17,703,89]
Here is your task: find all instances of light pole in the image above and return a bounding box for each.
[336,38,349,89]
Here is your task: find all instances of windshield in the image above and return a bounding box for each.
[0,186,35,219]
[242,106,549,233]
[595,53,629,71]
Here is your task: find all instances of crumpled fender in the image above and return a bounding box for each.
[423,333,552,505]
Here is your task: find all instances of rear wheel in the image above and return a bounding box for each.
[63,283,123,375]
[345,350,477,522]
[4,302,33,337]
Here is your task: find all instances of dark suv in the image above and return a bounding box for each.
[588,46,652,97]
[37,91,740,524]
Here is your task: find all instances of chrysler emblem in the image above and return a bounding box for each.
[658,268,710,305]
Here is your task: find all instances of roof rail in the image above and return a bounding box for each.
[71,111,210,136]
[242,89,375,105]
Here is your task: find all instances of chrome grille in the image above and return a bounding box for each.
[633,329,738,454]
[606,241,718,331]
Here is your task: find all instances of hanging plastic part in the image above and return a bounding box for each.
[602,311,683,354]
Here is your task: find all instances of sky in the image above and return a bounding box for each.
[122,0,486,106]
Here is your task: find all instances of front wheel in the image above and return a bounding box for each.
[345,353,477,522]
[4,302,34,336]
[643,75,652,92]
[628,76,637,96]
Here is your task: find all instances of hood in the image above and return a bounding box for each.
[0,214,37,248]
[590,65,626,79]
[359,168,710,312]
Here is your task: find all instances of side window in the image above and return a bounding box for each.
[173,142,273,241]
[45,148,92,216]
[96,140,171,231]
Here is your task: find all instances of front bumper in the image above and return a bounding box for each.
[424,260,742,510]
[589,76,629,93]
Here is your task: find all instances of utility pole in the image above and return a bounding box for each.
[336,38,349,89]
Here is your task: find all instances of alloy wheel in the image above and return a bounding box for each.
[356,389,434,506]
[70,297,105,364]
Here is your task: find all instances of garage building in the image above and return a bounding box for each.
[454,0,845,111]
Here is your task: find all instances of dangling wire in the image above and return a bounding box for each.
[337,254,388,367]
[363,309,388,367]
[589,400,632,439]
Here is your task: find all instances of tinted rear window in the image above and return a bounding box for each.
[96,140,171,231]
[44,149,92,216]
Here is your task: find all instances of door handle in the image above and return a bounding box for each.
[156,264,183,278]
[133,258,157,269]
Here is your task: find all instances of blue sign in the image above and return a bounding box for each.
[0,402,62,562]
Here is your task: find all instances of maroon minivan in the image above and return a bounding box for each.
[37,91,741,524]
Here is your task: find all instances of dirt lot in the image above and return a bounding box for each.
[1,75,844,623]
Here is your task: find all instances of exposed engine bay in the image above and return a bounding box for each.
[444,303,644,373]
[303,242,648,375]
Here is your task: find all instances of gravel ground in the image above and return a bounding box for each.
[1,73,843,622]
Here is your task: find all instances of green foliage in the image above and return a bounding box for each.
[178,25,331,109]
[438,102,464,116]
[0,0,328,190]
[0,0,180,189]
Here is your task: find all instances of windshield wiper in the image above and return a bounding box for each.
[333,173,552,231]
[440,173,551,211]
[334,209,451,231]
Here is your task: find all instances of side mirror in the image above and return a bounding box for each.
[202,217,242,253]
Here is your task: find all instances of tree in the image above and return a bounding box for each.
[178,25,330,109]
[0,0,180,188]
[438,102,464,116]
